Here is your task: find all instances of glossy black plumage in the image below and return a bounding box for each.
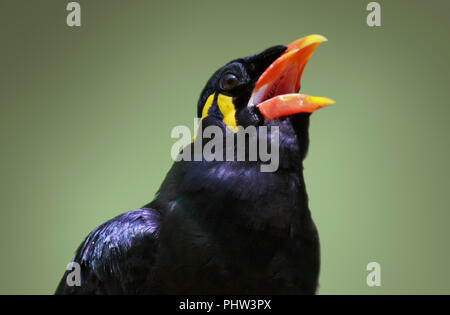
[55,45,321,294]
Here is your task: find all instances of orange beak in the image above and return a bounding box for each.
[248,34,335,120]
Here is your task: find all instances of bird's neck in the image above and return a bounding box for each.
[151,114,312,238]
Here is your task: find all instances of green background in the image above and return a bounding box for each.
[1,0,449,294]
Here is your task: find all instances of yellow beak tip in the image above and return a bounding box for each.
[309,96,335,107]
[312,34,328,43]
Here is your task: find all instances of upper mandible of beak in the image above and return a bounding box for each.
[248,34,333,118]
[254,34,327,97]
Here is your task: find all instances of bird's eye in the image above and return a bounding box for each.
[220,73,240,90]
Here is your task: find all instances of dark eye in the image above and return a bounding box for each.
[220,73,239,90]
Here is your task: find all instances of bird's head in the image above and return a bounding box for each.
[197,34,334,132]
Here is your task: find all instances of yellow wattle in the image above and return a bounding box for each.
[201,94,215,119]
[217,93,238,132]
[201,93,238,132]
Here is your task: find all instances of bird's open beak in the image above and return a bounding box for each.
[248,34,335,120]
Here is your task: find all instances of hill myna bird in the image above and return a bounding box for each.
[55,34,334,294]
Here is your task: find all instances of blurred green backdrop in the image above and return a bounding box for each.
[1,0,449,294]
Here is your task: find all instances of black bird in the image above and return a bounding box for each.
[55,35,334,295]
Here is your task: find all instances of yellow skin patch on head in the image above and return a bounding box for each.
[201,93,238,132]
[217,94,238,132]
[201,94,215,119]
